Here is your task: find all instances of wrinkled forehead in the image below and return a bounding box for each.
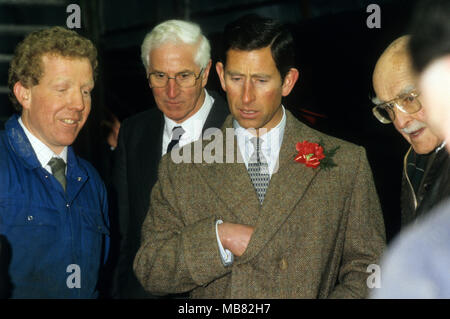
[373,53,417,102]
[149,42,199,70]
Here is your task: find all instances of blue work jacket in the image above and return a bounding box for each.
[0,115,110,298]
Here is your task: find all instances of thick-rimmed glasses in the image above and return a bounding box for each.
[148,68,204,88]
[372,90,422,124]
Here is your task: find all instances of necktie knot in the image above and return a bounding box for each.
[48,157,66,191]
[249,137,266,164]
[172,126,185,140]
[166,126,185,153]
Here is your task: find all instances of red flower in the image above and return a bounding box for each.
[294,141,326,168]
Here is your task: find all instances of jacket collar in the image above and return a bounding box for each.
[5,114,86,180]
[6,114,42,170]
[192,110,324,263]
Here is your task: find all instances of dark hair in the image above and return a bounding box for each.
[221,14,295,80]
[409,0,450,72]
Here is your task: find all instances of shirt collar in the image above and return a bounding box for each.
[436,141,446,153]
[233,105,286,152]
[18,117,68,169]
[164,89,214,142]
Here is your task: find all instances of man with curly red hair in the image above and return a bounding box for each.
[0,26,109,298]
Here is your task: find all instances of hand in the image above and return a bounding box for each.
[218,222,254,257]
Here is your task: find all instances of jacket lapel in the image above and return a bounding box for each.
[202,91,230,133]
[194,115,261,225]
[194,110,325,262]
[239,111,323,263]
[137,111,164,196]
[66,146,88,203]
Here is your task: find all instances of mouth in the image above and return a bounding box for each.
[166,100,183,106]
[239,109,259,119]
[59,118,80,126]
[409,127,426,139]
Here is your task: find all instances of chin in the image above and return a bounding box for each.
[412,144,438,155]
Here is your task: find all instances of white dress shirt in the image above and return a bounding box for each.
[216,106,287,266]
[18,117,68,174]
[162,89,214,156]
[234,106,286,176]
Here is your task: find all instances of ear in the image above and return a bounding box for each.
[201,59,212,88]
[13,81,31,110]
[281,68,299,97]
[215,61,227,92]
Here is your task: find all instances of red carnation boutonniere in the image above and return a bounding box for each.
[294,140,339,170]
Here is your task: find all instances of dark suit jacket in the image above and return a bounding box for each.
[401,146,450,227]
[134,110,386,298]
[112,90,229,298]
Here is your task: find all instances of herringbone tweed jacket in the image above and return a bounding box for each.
[134,110,386,298]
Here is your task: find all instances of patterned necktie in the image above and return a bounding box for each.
[166,126,185,153]
[247,137,270,205]
[48,157,66,191]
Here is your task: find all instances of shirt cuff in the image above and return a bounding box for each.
[215,219,234,267]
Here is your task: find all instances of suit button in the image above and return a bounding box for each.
[279,258,288,271]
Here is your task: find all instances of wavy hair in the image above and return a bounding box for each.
[141,19,210,75]
[8,26,97,112]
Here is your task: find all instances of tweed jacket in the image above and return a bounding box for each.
[134,110,386,298]
[112,90,229,298]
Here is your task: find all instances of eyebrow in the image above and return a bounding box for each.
[398,85,415,95]
[225,70,271,78]
[372,85,416,105]
[372,96,383,105]
[83,81,95,88]
[150,69,194,74]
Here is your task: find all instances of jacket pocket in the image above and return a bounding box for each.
[79,208,109,288]
[0,198,59,228]
[79,208,109,236]
[0,201,60,277]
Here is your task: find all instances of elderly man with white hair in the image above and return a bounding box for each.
[111,19,229,298]
[371,35,449,228]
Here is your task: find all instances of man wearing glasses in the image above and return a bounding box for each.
[372,35,449,228]
[111,19,229,298]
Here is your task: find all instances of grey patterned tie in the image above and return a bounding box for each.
[48,157,66,191]
[166,126,185,153]
[248,137,270,205]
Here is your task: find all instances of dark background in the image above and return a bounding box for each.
[0,0,418,243]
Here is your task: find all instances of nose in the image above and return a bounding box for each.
[242,79,255,105]
[68,90,86,111]
[166,78,180,99]
[393,106,413,129]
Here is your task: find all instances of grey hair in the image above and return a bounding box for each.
[371,96,383,105]
[141,19,211,75]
